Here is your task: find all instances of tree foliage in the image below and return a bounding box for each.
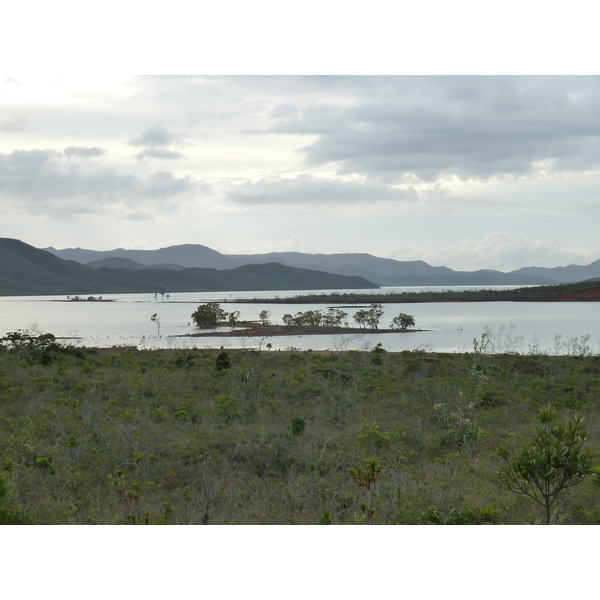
[353,304,384,329]
[390,313,415,329]
[496,407,595,524]
[281,308,347,328]
[191,303,227,329]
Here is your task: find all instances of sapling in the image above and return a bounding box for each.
[496,407,595,524]
[151,313,161,336]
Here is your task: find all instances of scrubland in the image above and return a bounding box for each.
[1,336,599,525]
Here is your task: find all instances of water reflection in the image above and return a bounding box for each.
[0,287,598,355]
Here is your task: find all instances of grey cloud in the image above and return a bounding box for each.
[271,102,298,119]
[136,149,184,161]
[64,146,107,159]
[141,171,195,198]
[227,174,416,206]
[388,232,595,272]
[129,126,176,148]
[122,211,155,222]
[0,149,59,179]
[0,149,205,216]
[1,117,27,132]
[270,76,600,182]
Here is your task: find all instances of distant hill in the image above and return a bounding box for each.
[85,257,150,270]
[509,260,600,284]
[44,243,600,286]
[85,257,187,271]
[0,238,122,295]
[0,238,377,296]
[95,262,376,292]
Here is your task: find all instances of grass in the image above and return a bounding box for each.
[1,338,599,524]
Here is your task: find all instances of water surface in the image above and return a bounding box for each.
[1,286,597,355]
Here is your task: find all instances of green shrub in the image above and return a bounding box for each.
[288,416,307,437]
[35,457,55,473]
[426,506,500,525]
[215,394,241,423]
[215,352,231,371]
[173,410,190,422]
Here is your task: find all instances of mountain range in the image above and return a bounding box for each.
[0,238,376,296]
[44,243,600,286]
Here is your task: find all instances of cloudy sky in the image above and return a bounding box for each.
[2,75,599,271]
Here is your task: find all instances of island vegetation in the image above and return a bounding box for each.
[1,329,599,525]
[184,303,420,338]
[233,279,600,304]
[64,295,112,302]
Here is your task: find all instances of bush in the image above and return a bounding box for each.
[288,416,307,436]
[426,506,500,525]
[191,303,226,328]
[215,352,231,371]
[497,407,596,524]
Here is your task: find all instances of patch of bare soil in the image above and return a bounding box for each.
[556,286,600,302]
[175,324,424,338]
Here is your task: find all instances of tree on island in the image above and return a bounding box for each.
[353,304,384,329]
[191,302,227,329]
[390,313,415,329]
[322,308,348,327]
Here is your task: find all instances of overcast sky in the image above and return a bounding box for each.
[1,75,599,271]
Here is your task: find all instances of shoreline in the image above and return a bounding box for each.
[173,324,425,338]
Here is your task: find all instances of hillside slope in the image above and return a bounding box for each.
[45,243,580,285]
[0,238,377,295]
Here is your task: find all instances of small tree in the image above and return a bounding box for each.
[390,313,415,330]
[215,351,231,371]
[354,304,384,330]
[151,313,161,336]
[322,308,348,327]
[353,309,368,329]
[496,407,595,524]
[288,416,307,437]
[368,304,384,329]
[259,310,271,326]
[191,302,227,329]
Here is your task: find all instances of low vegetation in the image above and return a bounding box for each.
[1,331,599,525]
[185,304,418,337]
[235,279,600,304]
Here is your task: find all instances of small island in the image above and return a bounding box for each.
[52,296,116,302]
[177,323,426,338]
[176,302,421,337]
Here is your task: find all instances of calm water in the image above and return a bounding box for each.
[0,286,598,355]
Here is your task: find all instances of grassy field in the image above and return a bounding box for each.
[1,335,599,525]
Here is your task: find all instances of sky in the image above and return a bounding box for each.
[2,8,599,273]
[2,75,599,272]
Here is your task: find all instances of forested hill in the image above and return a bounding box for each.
[45,242,600,286]
[0,238,377,296]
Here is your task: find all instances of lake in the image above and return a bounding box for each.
[0,286,598,355]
